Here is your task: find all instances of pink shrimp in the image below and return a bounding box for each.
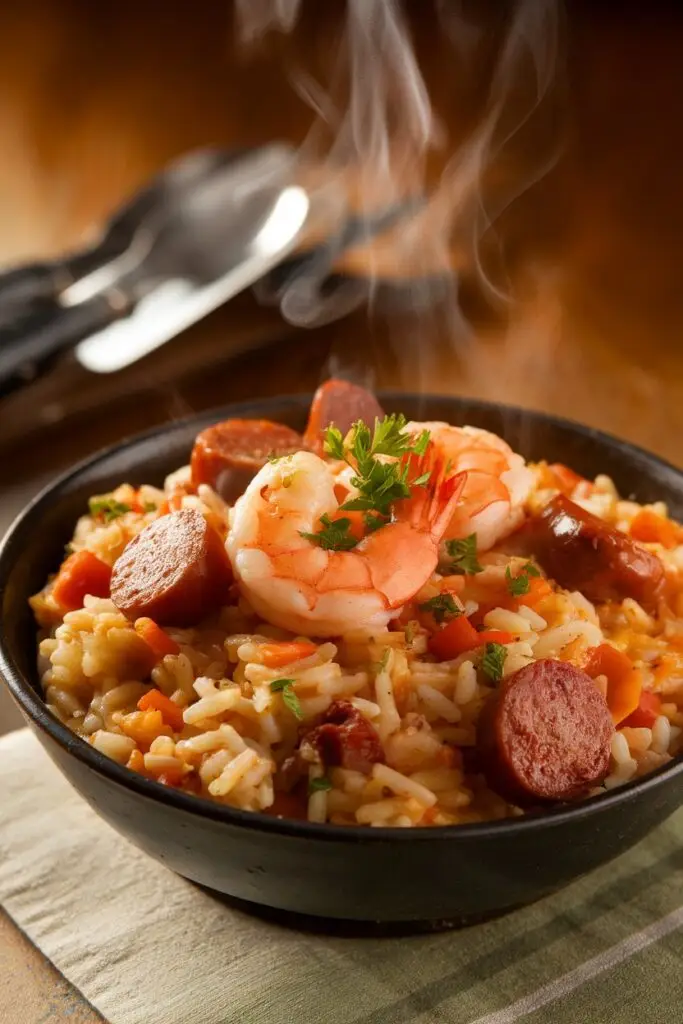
[405,422,534,551]
[226,446,465,637]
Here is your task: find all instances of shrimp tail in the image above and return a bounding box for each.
[401,444,467,541]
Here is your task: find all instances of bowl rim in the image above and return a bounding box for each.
[2,390,683,844]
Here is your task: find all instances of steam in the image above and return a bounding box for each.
[234,0,561,384]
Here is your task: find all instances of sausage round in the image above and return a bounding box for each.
[303,379,385,454]
[479,659,614,805]
[526,494,666,611]
[190,419,304,502]
[110,508,233,626]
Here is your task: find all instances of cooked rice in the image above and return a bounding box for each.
[29,458,683,829]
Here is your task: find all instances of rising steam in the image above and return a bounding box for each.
[234,0,561,367]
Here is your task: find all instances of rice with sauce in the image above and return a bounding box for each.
[29,453,683,829]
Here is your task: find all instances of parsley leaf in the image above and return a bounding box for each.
[481,642,507,683]
[505,561,542,597]
[444,534,483,575]
[309,776,332,794]
[418,594,462,625]
[363,512,387,533]
[324,415,432,520]
[269,678,303,720]
[376,648,390,673]
[323,425,346,461]
[142,501,157,514]
[88,498,132,523]
[300,514,358,551]
[404,620,418,646]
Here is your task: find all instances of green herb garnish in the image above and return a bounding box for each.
[404,620,417,646]
[444,534,483,576]
[269,678,303,720]
[376,648,390,673]
[300,514,359,552]
[324,415,431,519]
[505,561,541,597]
[309,776,333,794]
[142,501,157,514]
[88,498,132,523]
[481,642,507,683]
[418,594,462,625]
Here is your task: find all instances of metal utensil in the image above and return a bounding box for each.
[0,144,346,395]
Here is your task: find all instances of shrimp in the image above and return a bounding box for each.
[226,448,465,638]
[405,422,534,551]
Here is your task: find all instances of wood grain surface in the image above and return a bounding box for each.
[1,2,683,1021]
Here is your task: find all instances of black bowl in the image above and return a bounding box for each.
[2,393,683,927]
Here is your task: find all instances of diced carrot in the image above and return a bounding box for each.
[621,690,662,729]
[428,617,514,660]
[476,629,517,646]
[134,617,180,658]
[516,576,553,607]
[157,499,170,515]
[548,462,589,497]
[583,643,642,724]
[630,509,681,549]
[259,641,318,668]
[136,689,185,732]
[51,550,112,611]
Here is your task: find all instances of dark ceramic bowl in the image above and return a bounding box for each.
[2,393,683,928]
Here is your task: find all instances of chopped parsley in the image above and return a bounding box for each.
[404,620,417,646]
[88,497,132,523]
[269,678,303,720]
[481,642,507,683]
[309,776,333,794]
[505,561,541,597]
[142,501,157,514]
[300,514,359,551]
[324,415,431,518]
[418,594,462,625]
[444,534,483,576]
[376,648,390,673]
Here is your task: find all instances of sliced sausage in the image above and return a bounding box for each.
[190,419,304,502]
[303,379,385,454]
[110,508,233,627]
[524,494,666,611]
[479,659,614,805]
[301,699,385,775]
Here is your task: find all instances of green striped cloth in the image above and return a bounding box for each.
[0,727,681,1024]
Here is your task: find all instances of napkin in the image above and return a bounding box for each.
[1,727,682,1024]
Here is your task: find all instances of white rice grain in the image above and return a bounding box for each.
[92,731,135,764]
[611,732,631,765]
[483,608,531,634]
[454,661,477,705]
[416,684,461,723]
[375,660,401,740]
[372,763,437,807]
[517,606,548,630]
[651,715,672,755]
[208,749,258,796]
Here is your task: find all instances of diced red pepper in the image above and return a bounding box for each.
[429,616,515,661]
[621,690,662,729]
[630,509,681,549]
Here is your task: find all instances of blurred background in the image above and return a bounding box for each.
[1,0,683,729]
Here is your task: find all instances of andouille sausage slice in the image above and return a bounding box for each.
[110,508,233,627]
[190,419,304,502]
[526,494,666,611]
[479,659,614,806]
[303,379,385,454]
